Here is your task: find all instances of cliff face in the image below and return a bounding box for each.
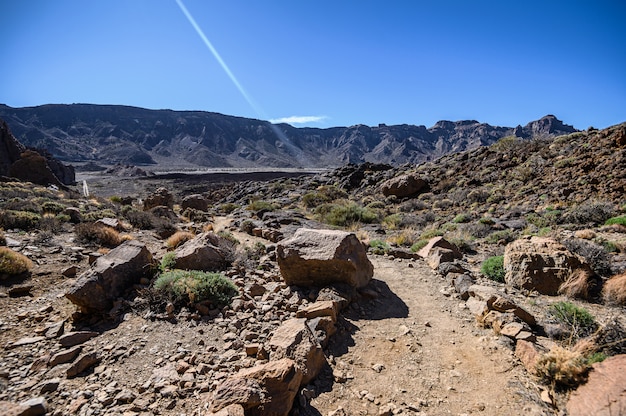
[0,118,75,186]
[0,104,578,168]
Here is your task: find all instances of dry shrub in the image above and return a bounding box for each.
[535,345,590,389]
[0,247,32,275]
[166,231,195,250]
[602,273,626,305]
[574,229,596,240]
[558,269,597,300]
[387,228,420,247]
[75,223,123,248]
[0,230,5,246]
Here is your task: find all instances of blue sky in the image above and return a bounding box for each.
[1,1,624,129]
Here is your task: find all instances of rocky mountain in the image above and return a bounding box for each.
[0,120,75,186]
[0,104,577,169]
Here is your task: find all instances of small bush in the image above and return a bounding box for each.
[602,273,626,305]
[388,229,420,247]
[315,202,379,227]
[452,213,471,224]
[125,209,158,230]
[75,223,123,247]
[605,215,626,226]
[548,301,596,339]
[485,229,517,245]
[154,270,238,308]
[41,201,66,214]
[217,230,240,246]
[480,255,505,282]
[0,230,5,246]
[0,210,41,230]
[535,346,590,390]
[410,239,429,253]
[159,252,177,273]
[370,240,391,255]
[0,247,32,275]
[382,213,402,229]
[219,203,239,214]
[166,231,195,250]
[248,200,276,212]
[564,201,615,226]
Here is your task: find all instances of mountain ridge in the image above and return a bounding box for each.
[0,103,577,168]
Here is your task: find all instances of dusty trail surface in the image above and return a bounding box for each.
[308,256,543,415]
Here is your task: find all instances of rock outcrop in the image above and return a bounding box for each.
[566,354,626,416]
[143,187,174,210]
[0,120,75,186]
[277,228,374,288]
[173,232,232,271]
[380,173,428,197]
[503,236,594,296]
[65,241,154,313]
[209,358,302,416]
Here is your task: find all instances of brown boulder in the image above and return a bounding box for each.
[380,173,428,198]
[143,187,174,210]
[174,232,232,271]
[504,236,594,296]
[210,358,302,416]
[181,194,209,212]
[65,240,154,313]
[268,318,326,385]
[417,237,462,260]
[566,354,626,416]
[277,228,373,288]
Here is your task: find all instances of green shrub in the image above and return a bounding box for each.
[159,252,177,273]
[420,228,444,240]
[382,214,402,229]
[370,240,391,255]
[219,203,239,214]
[315,202,379,227]
[247,200,276,212]
[564,201,615,225]
[605,215,626,226]
[41,201,66,214]
[0,247,32,275]
[0,210,41,230]
[410,239,429,252]
[154,270,238,308]
[548,301,596,338]
[452,213,471,223]
[217,230,240,245]
[480,255,505,282]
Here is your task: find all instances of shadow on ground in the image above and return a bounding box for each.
[297,278,409,415]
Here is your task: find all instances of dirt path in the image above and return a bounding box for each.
[308,256,547,415]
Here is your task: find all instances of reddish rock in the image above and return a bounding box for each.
[143,187,174,210]
[566,354,626,416]
[504,236,594,296]
[268,318,326,386]
[515,340,541,375]
[380,173,428,198]
[417,237,462,260]
[210,358,302,416]
[174,232,231,271]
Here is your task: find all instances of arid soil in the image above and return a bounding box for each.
[0,216,549,416]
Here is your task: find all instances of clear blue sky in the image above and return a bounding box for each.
[1,1,624,129]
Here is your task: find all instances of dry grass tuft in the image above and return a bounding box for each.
[574,229,596,240]
[75,223,123,248]
[535,345,590,389]
[558,269,596,300]
[0,247,33,275]
[602,273,626,305]
[166,231,195,250]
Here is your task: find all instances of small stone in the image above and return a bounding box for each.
[39,378,61,394]
[66,352,101,378]
[8,285,33,297]
[62,266,78,277]
[19,396,48,416]
[58,331,99,347]
[372,363,385,373]
[114,389,136,404]
[44,320,66,339]
[9,336,45,348]
[49,346,82,367]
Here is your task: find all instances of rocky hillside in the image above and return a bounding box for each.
[0,120,75,186]
[0,104,576,168]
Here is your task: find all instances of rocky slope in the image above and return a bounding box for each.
[0,104,576,168]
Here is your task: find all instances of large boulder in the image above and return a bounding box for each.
[276,228,373,288]
[268,318,326,386]
[504,236,594,296]
[210,358,302,416]
[566,354,626,416]
[65,240,154,313]
[143,187,174,210]
[380,173,428,198]
[181,194,209,212]
[173,232,232,271]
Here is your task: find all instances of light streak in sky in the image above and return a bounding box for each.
[174,0,307,163]
[174,0,263,117]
